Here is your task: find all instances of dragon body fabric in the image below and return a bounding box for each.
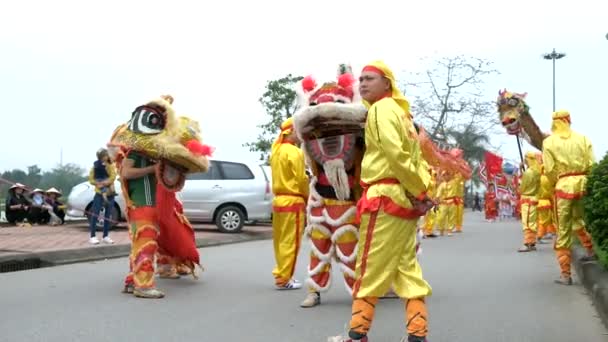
[108,95,212,286]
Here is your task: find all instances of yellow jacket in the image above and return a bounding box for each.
[537,174,553,208]
[88,163,117,194]
[542,131,594,199]
[519,167,540,200]
[270,143,309,204]
[426,172,437,199]
[454,173,465,198]
[361,97,428,207]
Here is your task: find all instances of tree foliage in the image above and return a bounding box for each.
[401,55,500,142]
[584,152,608,269]
[244,74,303,162]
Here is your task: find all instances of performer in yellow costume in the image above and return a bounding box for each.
[270,117,309,290]
[517,152,541,252]
[542,110,596,285]
[329,61,433,342]
[454,172,465,233]
[437,171,457,237]
[536,157,557,242]
[423,167,439,238]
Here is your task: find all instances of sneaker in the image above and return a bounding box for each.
[554,276,573,286]
[517,245,534,252]
[102,236,114,244]
[89,237,100,245]
[580,254,597,263]
[276,279,302,290]
[300,292,321,308]
[133,287,165,299]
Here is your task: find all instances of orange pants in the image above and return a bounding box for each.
[124,206,159,290]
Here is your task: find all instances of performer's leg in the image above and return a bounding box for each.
[447,203,457,234]
[405,298,429,340]
[554,197,574,285]
[518,203,537,252]
[571,199,595,258]
[423,210,436,237]
[301,223,332,307]
[455,202,464,232]
[335,224,358,294]
[437,205,447,236]
[537,208,548,240]
[272,208,304,288]
[157,248,180,279]
[128,207,163,298]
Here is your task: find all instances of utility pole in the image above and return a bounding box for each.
[542,48,566,111]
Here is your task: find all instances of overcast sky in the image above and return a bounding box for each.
[1,0,606,174]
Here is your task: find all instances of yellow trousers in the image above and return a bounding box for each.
[437,202,456,234]
[423,209,436,236]
[352,209,432,299]
[455,200,464,231]
[554,197,594,277]
[537,205,556,238]
[271,196,305,286]
[521,200,538,245]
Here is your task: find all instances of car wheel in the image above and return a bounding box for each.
[215,206,245,233]
[86,202,121,231]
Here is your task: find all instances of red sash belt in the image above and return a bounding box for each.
[273,193,307,212]
[558,172,587,179]
[356,178,422,223]
[520,199,538,205]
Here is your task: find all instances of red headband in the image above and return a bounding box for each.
[553,115,571,124]
[362,65,385,76]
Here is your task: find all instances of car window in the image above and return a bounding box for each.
[187,162,221,180]
[219,161,254,180]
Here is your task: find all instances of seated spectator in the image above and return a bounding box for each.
[45,187,66,225]
[5,183,30,226]
[28,188,50,225]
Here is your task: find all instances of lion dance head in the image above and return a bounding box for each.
[108,95,213,192]
[293,64,367,201]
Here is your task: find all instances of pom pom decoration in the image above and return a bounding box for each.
[185,139,215,157]
[337,73,356,89]
[301,75,317,92]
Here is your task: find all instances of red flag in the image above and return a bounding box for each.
[484,151,503,178]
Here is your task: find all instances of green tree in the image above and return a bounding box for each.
[39,163,87,196]
[25,165,42,189]
[244,74,303,163]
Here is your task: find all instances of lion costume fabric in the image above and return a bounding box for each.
[293,65,367,298]
[108,95,213,295]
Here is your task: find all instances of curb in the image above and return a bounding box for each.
[572,246,608,329]
[0,230,273,271]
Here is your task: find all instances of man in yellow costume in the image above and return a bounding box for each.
[436,170,457,237]
[517,151,541,252]
[542,110,596,285]
[454,172,465,233]
[329,61,433,342]
[269,117,309,290]
[423,167,439,238]
[536,156,557,242]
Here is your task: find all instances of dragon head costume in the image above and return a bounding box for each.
[496,89,548,151]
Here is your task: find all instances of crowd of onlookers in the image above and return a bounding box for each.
[4,183,66,226]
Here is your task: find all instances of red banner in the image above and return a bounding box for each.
[484,151,503,179]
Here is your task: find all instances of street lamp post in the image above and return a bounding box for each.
[542,48,566,111]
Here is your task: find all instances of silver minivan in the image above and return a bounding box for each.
[67,159,272,233]
[180,159,272,233]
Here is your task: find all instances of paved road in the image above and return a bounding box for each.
[0,212,606,342]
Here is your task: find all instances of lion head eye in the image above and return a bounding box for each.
[128,105,166,134]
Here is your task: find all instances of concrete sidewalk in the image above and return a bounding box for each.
[0,221,272,270]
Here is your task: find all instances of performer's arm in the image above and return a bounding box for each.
[88,168,96,186]
[290,149,309,198]
[541,141,557,185]
[371,106,427,199]
[120,155,156,180]
[584,136,595,170]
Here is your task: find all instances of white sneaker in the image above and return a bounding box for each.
[89,237,100,245]
[102,236,114,244]
[276,279,302,290]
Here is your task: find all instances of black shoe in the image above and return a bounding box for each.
[408,335,427,342]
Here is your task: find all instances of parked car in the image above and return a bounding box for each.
[67,160,272,233]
